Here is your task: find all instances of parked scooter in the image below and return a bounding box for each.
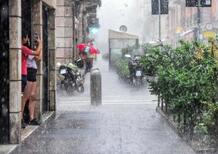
[127,55,144,87]
[58,61,85,94]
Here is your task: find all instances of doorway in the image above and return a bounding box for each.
[42,4,50,112]
[21,0,32,123]
[22,0,32,46]
[0,0,9,144]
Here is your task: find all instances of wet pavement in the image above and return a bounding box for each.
[11,58,195,154]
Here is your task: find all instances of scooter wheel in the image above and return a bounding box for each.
[77,86,84,93]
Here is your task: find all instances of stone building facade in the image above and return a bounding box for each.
[56,0,101,63]
[0,0,101,145]
[140,0,218,46]
[0,0,56,144]
[166,0,218,46]
[56,0,75,63]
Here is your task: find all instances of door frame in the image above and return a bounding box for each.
[0,0,10,144]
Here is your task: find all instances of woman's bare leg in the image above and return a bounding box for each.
[28,81,37,121]
[21,83,31,119]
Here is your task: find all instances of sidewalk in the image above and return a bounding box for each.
[12,104,195,154]
[9,58,195,154]
[0,112,54,154]
[0,145,16,154]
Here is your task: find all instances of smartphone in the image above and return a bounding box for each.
[34,32,39,42]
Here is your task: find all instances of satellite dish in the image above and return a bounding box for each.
[119,25,127,32]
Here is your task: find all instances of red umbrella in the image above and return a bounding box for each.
[89,45,100,55]
[76,43,87,52]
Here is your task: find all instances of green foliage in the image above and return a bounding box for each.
[114,59,129,79]
[112,45,139,80]
[141,44,174,76]
[140,46,160,76]
[141,41,218,142]
[141,43,156,54]
[197,103,218,139]
[121,45,138,57]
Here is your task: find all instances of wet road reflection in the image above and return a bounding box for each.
[12,58,195,154]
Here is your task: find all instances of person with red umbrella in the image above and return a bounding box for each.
[76,42,92,73]
[87,42,100,69]
[76,43,87,52]
[76,42,100,74]
[76,43,87,69]
[84,45,93,73]
[89,43,100,61]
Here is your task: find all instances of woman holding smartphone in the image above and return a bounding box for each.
[22,33,42,126]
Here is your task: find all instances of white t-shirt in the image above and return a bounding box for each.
[27,55,37,69]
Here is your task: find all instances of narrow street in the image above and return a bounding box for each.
[11,58,195,154]
[1,0,217,153]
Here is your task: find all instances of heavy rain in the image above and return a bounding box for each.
[0,0,218,154]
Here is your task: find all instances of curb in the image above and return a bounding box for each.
[9,111,55,154]
[156,107,217,154]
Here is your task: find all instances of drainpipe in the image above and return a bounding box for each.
[158,0,161,42]
[72,2,75,61]
[197,0,201,41]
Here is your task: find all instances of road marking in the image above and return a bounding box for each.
[58,100,157,105]
[58,99,157,102]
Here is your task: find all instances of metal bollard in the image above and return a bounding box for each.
[90,68,102,106]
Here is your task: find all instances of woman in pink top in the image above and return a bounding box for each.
[21,32,42,128]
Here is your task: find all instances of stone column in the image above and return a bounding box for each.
[72,2,77,60]
[56,0,74,63]
[48,9,56,111]
[82,7,89,43]
[64,0,74,62]
[78,2,84,43]
[32,0,43,122]
[9,0,22,144]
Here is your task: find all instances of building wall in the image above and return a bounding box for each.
[6,0,56,144]
[166,0,218,46]
[78,1,84,43]
[43,0,56,8]
[32,0,43,124]
[32,0,56,120]
[55,0,100,63]
[9,0,22,144]
[56,0,74,63]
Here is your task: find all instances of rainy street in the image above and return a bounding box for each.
[1,0,218,153]
[11,59,195,154]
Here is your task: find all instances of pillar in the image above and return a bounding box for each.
[48,9,56,111]
[9,0,22,144]
[32,0,43,122]
[90,68,102,106]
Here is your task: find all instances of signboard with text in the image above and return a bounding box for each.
[152,0,168,15]
[186,0,212,7]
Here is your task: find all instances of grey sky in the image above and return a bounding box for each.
[95,0,155,53]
